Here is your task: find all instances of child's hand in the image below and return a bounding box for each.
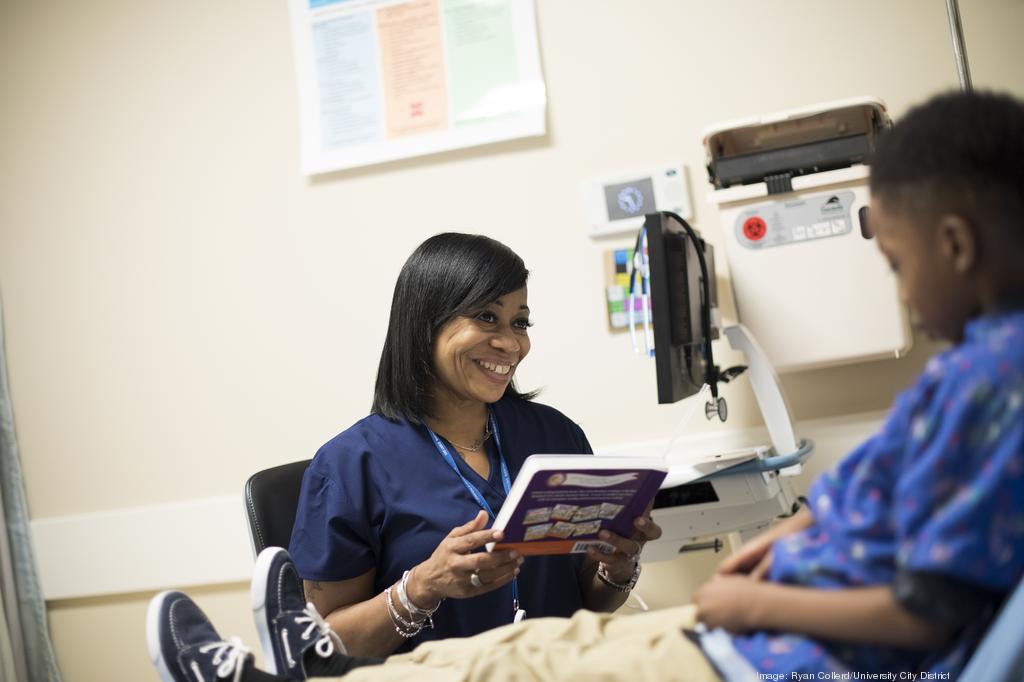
[716,536,773,578]
[717,508,814,577]
[694,574,766,633]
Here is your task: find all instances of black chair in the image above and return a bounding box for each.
[243,459,311,557]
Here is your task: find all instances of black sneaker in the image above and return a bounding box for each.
[252,547,346,680]
[147,590,253,682]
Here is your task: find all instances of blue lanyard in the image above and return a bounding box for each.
[425,411,523,621]
[426,412,511,515]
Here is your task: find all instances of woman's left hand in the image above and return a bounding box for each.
[586,506,663,582]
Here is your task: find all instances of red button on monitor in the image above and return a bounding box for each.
[743,216,767,241]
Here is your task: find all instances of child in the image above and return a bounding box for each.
[149,91,1024,681]
[694,89,1024,677]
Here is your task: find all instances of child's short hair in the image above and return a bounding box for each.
[869,91,1024,243]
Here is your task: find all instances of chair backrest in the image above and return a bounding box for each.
[958,574,1024,680]
[243,459,312,557]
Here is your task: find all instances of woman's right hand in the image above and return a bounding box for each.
[407,510,523,607]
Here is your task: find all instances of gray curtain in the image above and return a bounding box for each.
[0,298,62,681]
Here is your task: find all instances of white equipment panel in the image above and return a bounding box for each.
[704,99,912,372]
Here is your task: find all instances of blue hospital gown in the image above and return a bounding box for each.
[732,310,1024,676]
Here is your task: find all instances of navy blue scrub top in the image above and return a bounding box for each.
[289,396,594,651]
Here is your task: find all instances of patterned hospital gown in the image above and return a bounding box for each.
[732,310,1024,676]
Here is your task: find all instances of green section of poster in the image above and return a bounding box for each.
[443,0,520,126]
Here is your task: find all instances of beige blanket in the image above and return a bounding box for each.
[338,605,720,682]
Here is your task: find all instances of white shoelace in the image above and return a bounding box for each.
[191,637,251,682]
[297,602,346,659]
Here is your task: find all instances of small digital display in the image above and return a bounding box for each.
[603,177,656,221]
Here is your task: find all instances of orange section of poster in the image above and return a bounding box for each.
[377,0,449,139]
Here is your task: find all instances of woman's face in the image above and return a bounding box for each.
[431,286,532,409]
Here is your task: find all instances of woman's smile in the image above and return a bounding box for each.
[432,286,532,406]
[473,358,516,381]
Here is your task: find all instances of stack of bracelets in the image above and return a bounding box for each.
[596,560,641,592]
[384,568,442,638]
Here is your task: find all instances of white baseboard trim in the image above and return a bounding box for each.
[33,495,254,602]
[32,411,885,602]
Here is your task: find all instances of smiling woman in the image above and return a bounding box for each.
[286,233,662,660]
[371,233,537,426]
[428,287,532,479]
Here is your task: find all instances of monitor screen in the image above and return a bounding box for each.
[644,212,718,404]
[603,177,656,221]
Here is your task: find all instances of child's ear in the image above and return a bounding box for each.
[937,214,977,274]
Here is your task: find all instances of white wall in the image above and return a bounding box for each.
[2,1,1024,680]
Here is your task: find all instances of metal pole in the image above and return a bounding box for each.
[945,0,973,92]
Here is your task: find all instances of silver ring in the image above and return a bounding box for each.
[470,571,483,588]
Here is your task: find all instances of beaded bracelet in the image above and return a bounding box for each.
[397,569,440,628]
[383,585,423,638]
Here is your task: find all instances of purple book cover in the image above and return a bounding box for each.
[490,455,668,555]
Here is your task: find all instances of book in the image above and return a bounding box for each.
[487,455,668,555]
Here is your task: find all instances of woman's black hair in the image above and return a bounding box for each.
[372,233,536,423]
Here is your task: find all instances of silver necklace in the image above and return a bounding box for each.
[444,418,492,452]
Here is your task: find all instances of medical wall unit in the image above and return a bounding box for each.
[703,98,912,372]
[582,163,692,238]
